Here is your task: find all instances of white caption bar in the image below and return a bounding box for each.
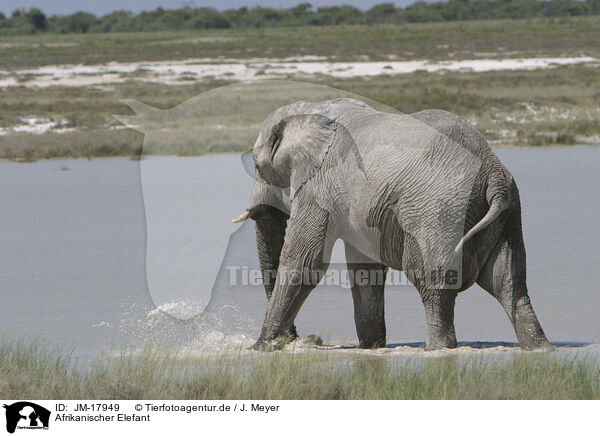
[0,400,594,436]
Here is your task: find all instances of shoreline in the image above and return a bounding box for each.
[0,142,597,164]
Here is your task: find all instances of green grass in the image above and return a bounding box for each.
[1,17,600,69]
[1,339,598,399]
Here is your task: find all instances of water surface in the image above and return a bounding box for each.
[0,146,598,358]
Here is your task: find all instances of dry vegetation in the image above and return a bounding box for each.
[0,61,599,160]
[0,16,599,162]
[1,340,598,400]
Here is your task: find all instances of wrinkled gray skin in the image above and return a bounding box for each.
[238,98,550,351]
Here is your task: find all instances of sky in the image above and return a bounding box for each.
[0,1,422,17]
[0,0,428,15]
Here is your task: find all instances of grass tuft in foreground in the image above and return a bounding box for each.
[0,339,598,399]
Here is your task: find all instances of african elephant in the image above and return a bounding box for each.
[233,98,550,351]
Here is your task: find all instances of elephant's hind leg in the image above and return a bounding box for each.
[418,288,459,350]
[404,235,458,350]
[344,243,387,348]
[476,218,550,350]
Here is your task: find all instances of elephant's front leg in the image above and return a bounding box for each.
[344,243,387,348]
[253,201,332,350]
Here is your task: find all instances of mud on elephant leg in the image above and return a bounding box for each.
[253,201,332,351]
[477,223,551,350]
[419,288,459,350]
[344,243,387,348]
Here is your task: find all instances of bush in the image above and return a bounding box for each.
[26,8,47,32]
[2,1,600,36]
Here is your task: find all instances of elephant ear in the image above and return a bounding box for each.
[285,113,337,198]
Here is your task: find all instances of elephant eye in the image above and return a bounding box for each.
[270,133,282,160]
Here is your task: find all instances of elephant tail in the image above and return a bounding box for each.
[454,197,507,254]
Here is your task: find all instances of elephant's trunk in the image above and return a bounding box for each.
[254,206,288,300]
[254,205,298,342]
[234,176,295,343]
[236,177,291,294]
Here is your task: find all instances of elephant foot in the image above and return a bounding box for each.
[251,333,295,352]
[250,340,280,352]
[424,343,458,351]
[356,320,386,349]
[513,303,553,351]
[424,335,458,351]
[296,334,323,346]
[519,338,554,352]
[250,324,306,351]
[359,338,386,349]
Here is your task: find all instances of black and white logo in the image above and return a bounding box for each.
[3,402,50,433]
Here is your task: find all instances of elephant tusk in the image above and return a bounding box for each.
[231,210,256,223]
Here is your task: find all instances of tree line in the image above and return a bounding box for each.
[1,0,600,35]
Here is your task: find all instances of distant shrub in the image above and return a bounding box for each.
[2,1,600,35]
[26,8,47,32]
